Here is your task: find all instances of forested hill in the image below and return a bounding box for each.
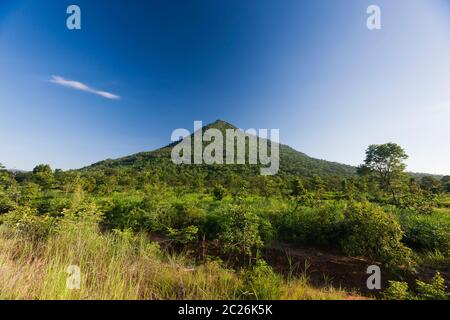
[84,120,356,178]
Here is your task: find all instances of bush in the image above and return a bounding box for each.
[58,202,104,233]
[274,201,347,247]
[383,272,448,300]
[0,191,15,214]
[218,205,265,262]
[168,202,207,230]
[212,184,227,201]
[418,250,450,272]
[383,281,411,300]
[167,225,199,245]
[102,195,150,230]
[275,201,415,273]
[399,211,450,253]
[1,206,56,240]
[416,272,448,300]
[339,202,415,273]
[241,260,282,300]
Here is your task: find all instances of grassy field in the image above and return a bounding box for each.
[1,191,449,300]
[1,163,448,300]
[0,218,350,300]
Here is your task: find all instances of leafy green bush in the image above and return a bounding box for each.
[218,205,265,261]
[0,192,15,214]
[275,201,415,272]
[212,184,227,201]
[101,192,178,232]
[167,225,199,245]
[59,202,103,227]
[399,211,450,253]
[436,195,450,208]
[416,272,448,300]
[274,201,347,247]
[168,202,208,230]
[383,281,411,300]
[241,260,282,300]
[33,191,72,217]
[340,202,415,273]
[384,272,448,300]
[1,206,56,240]
[102,195,146,230]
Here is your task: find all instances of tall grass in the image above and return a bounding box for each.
[0,222,242,299]
[0,218,349,300]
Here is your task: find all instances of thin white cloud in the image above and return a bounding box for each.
[50,75,120,100]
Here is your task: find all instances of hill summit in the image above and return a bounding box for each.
[85,120,355,178]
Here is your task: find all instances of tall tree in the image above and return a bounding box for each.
[32,164,54,190]
[358,143,408,204]
[441,176,450,193]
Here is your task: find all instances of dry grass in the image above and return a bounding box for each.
[0,220,351,300]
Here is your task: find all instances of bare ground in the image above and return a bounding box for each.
[263,242,450,296]
[151,234,449,297]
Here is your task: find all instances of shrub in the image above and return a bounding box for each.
[167,225,199,245]
[275,201,415,273]
[102,195,145,230]
[383,281,411,300]
[340,202,415,273]
[241,260,282,300]
[416,272,448,300]
[169,202,207,230]
[212,184,227,201]
[0,189,15,214]
[383,272,448,300]
[274,201,346,247]
[399,211,450,253]
[58,202,104,233]
[218,205,264,262]
[1,206,56,240]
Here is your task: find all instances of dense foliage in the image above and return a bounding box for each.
[0,132,449,299]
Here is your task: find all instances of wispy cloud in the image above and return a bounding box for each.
[50,75,120,100]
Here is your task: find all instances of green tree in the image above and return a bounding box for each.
[291,178,307,197]
[19,182,41,206]
[219,206,264,265]
[32,164,54,190]
[358,143,408,204]
[401,178,434,214]
[212,184,227,200]
[291,178,313,206]
[420,176,441,194]
[341,178,357,200]
[441,176,450,193]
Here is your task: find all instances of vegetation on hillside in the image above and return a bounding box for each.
[0,122,449,300]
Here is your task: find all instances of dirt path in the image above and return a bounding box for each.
[263,243,381,295]
[263,243,450,296]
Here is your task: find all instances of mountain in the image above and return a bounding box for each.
[7,169,28,173]
[408,172,444,181]
[84,120,356,178]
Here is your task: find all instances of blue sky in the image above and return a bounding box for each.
[0,0,449,174]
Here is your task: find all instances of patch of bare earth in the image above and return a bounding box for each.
[263,243,450,297]
[263,243,382,296]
